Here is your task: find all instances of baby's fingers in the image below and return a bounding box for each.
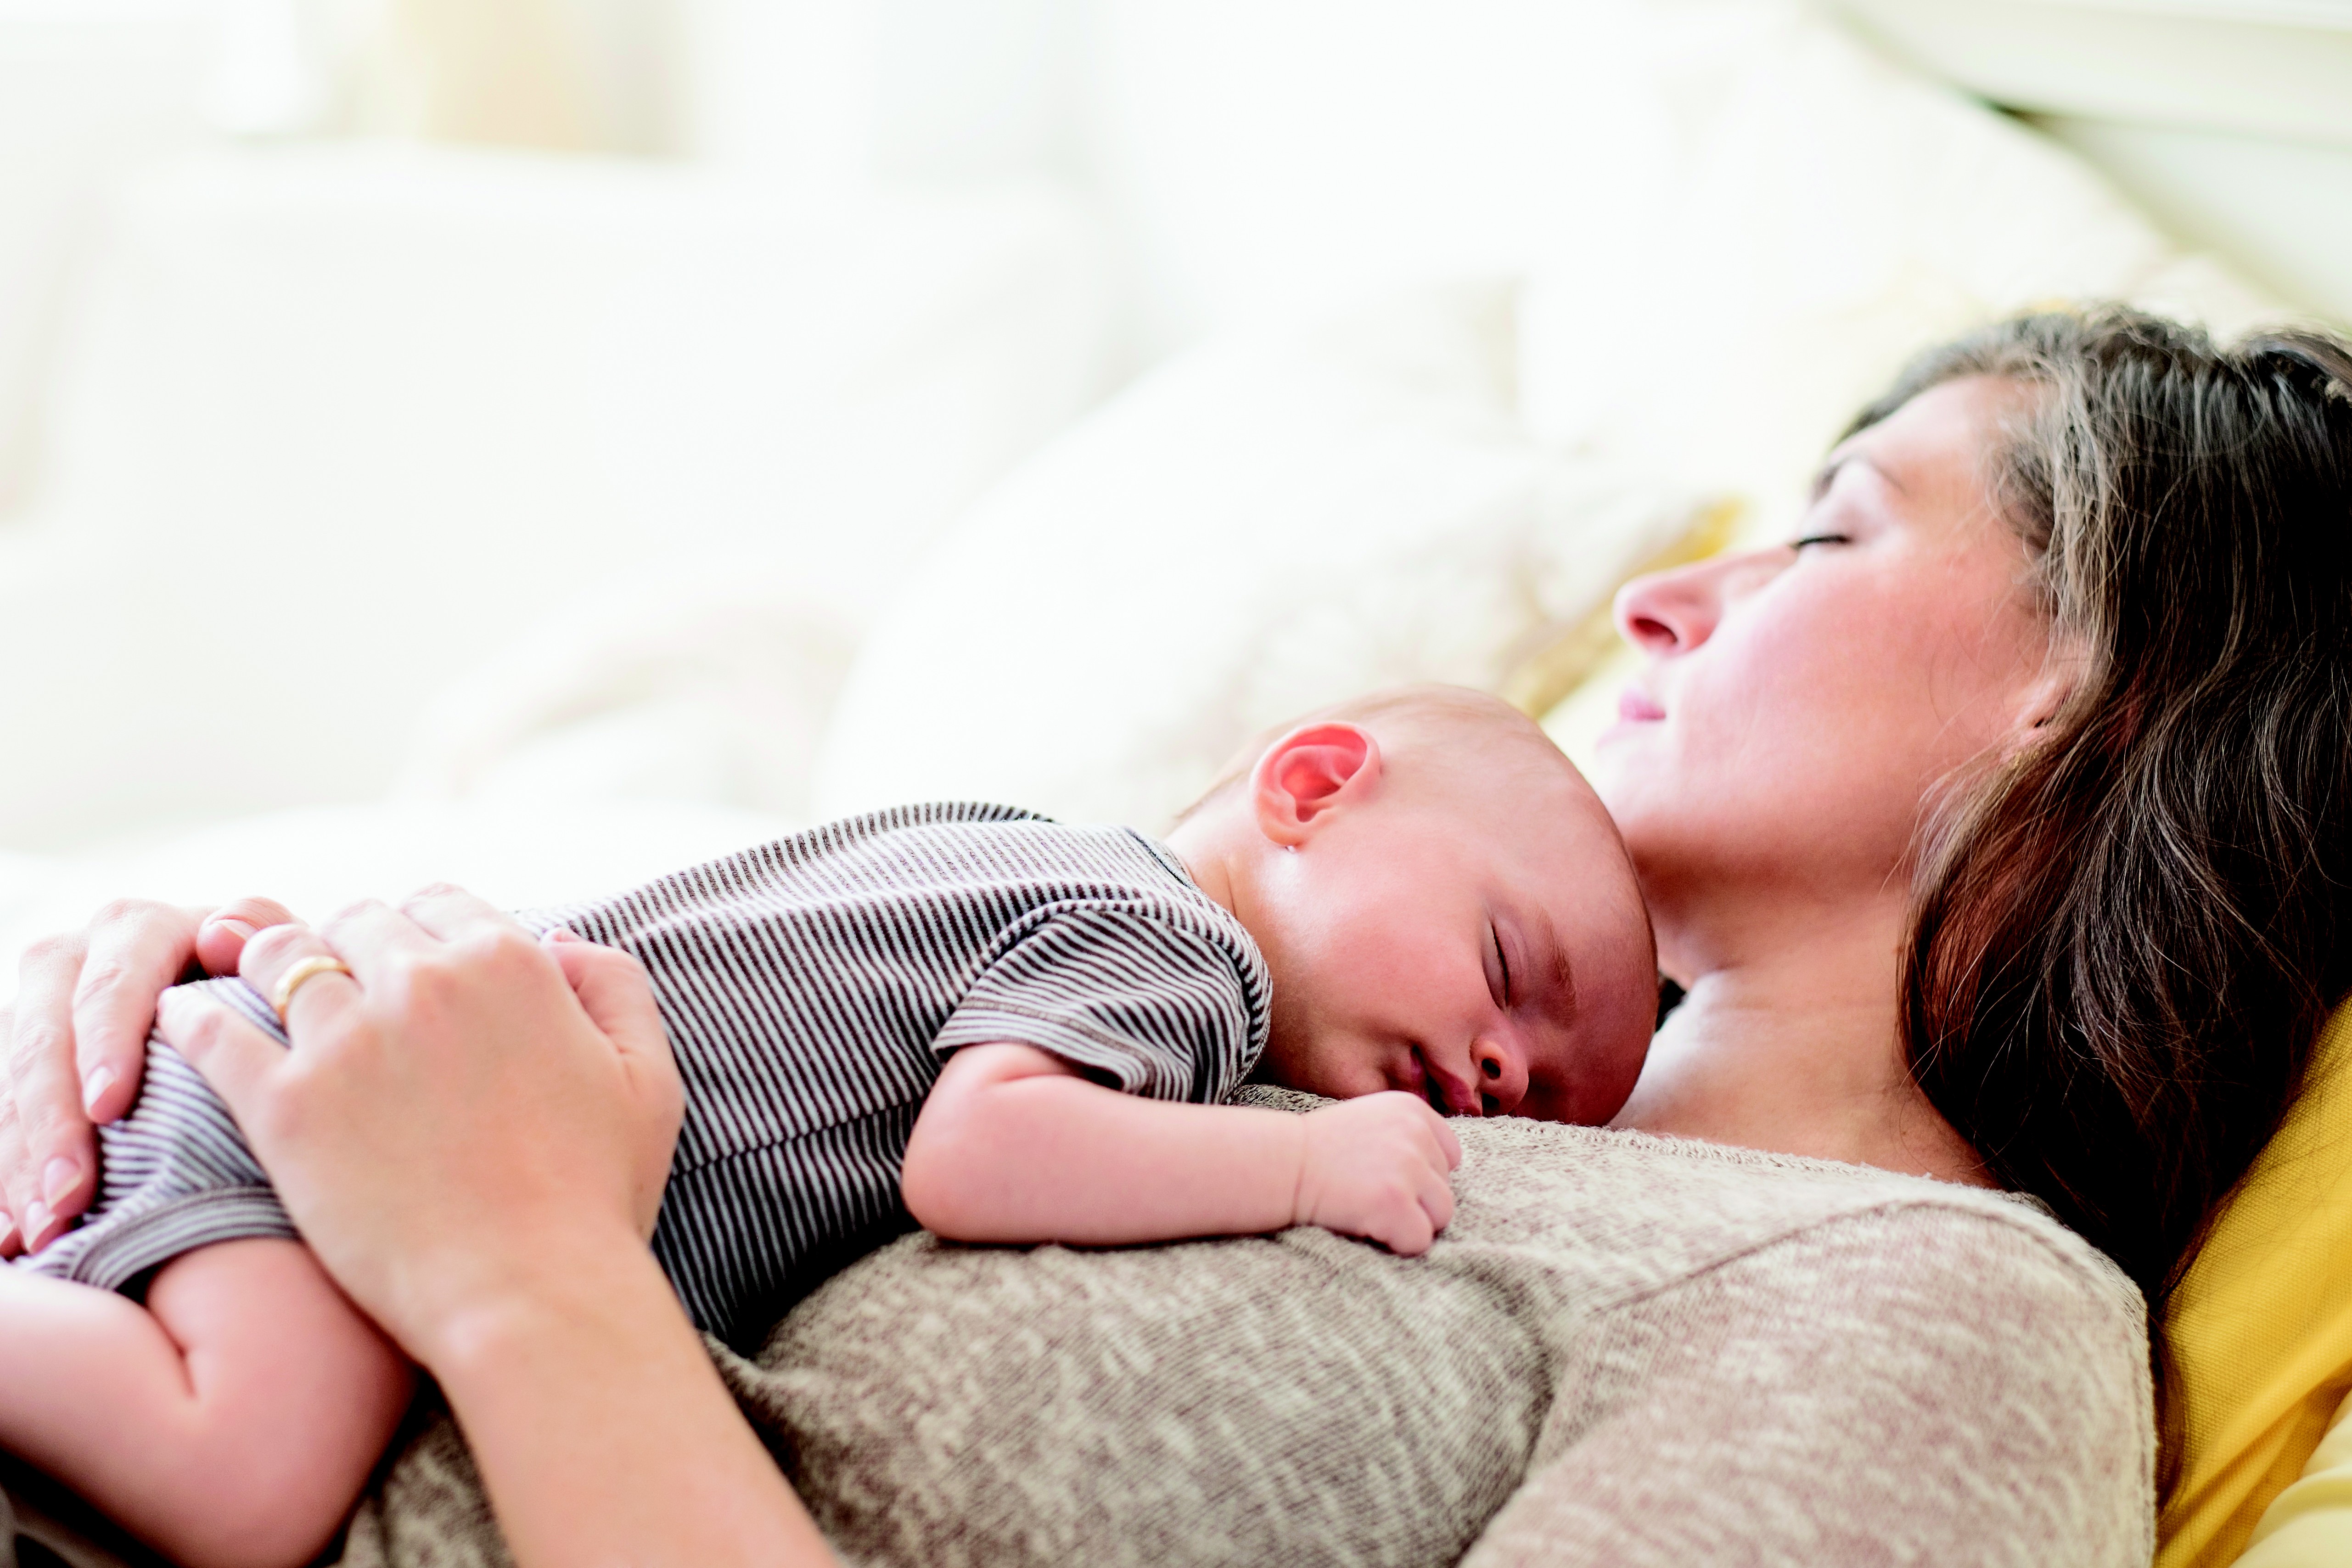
[1420,1110,1464,1171]
[1382,1192,1439,1256]
[1417,1160,1456,1239]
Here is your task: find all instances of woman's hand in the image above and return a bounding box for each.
[157,885,832,1568]
[0,896,293,1256]
[155,887,683,1355]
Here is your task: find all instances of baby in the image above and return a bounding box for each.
[1,685,1658,1568]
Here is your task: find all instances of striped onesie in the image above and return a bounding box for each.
[22,804,1272,1349]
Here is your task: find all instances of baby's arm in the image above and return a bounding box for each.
[903,1043,1463,1254]
[0,1237,411,1568]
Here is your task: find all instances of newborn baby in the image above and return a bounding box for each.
[2,684,1657,1568]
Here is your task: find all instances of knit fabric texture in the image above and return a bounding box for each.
[333,1088,2154,1567]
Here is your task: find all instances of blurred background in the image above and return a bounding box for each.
[0,0,2346,955]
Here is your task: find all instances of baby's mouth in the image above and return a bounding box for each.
[1410,1046,1454,1116]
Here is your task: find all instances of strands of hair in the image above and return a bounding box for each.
[1857,308,2352,1495]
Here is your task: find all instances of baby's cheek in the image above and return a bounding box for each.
[1267,1038,1387,1102]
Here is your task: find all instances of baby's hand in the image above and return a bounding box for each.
[1291,1092,1464,1256]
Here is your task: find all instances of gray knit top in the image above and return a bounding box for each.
[337,1087,2155,1568]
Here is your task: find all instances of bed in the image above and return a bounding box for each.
[0,1,2346,1562]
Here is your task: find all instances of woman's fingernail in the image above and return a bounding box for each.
[82,1065,116,1114]
[213,917,258,941]
[22,1200,50,1240]
[41,1156,78,1205]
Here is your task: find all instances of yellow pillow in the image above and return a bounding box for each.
[2161,1001,2352,1566]
[2235,1387,2352,1564]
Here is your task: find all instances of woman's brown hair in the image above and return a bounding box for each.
[1854,308,2352,1483]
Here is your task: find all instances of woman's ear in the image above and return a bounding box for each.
[1252,722,1382,848]
[2004,644,2090,758]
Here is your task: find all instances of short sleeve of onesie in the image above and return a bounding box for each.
[933,907,1260,1104]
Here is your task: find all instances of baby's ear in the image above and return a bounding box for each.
[1251,722,1382,847]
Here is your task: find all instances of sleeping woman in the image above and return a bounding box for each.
[3,306,2349,1565]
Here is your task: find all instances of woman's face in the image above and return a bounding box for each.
[1593,376,2054,970]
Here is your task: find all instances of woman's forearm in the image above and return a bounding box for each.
[427,1236,836,1568]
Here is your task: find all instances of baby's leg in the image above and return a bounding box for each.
[0,1237,412,1568]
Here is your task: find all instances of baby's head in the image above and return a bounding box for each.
[1165,686,1656,1125]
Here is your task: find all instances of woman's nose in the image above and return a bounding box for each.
[1471,1036,1528,1117]
[1614,556,1736,657]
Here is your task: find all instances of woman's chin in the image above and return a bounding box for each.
[1593,719,1651,750]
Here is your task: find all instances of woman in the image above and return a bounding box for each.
[0,308,2346,1564]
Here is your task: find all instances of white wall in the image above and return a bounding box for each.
[0,1,210,517]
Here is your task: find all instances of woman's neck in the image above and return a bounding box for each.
[1612,892,1991,1186]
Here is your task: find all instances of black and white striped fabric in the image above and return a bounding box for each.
[22,804,1271,1348]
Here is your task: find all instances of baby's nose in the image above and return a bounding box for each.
[1471,1037,1528,1116]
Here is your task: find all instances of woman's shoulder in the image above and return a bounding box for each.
[1437,1115,2157,1564]
[1434,1110,2146,1324]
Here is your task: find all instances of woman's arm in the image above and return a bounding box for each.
[0,897,292,1254]
[416,1229,831,1568]
[158,890,836,1568]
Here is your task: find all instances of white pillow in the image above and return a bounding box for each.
[1519,1,2276,542]
[394,565,861,821]
[811,282,1713,831]
[0,152,1110,847]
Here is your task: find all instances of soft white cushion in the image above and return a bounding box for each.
[0,147,1110,848]
[394,567,862,822]
[811,282,1711,831]
[1519,0,2277,540]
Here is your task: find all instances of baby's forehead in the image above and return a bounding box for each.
[1430,746,1623,850]
[1490,781,1650,971]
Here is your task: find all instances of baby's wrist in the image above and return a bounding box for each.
[1285,1113,1317,1229]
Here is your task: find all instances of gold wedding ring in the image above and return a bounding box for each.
[270,955,353,1022]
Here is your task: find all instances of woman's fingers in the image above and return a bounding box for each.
[0,896,284,1253]
[190,897,299,989]
[231,923,363,1037]
[543,932,682,1239]
[154,985,306,1141]
[165,921,366,1122]
[168,895,676,1361]
[6,942,96,1252]
[543,934,668,1064]
[7,903,193,1249]
[315,898,439,989]
[0,1012,24,1257]
[399,883,516,943]
[65,901,213,1124]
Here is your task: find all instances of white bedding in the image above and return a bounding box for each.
[0,799,795,1007]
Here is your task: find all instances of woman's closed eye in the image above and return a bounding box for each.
[1789,532,1851,551]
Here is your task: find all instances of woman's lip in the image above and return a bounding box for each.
[1617,688,1666,723]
